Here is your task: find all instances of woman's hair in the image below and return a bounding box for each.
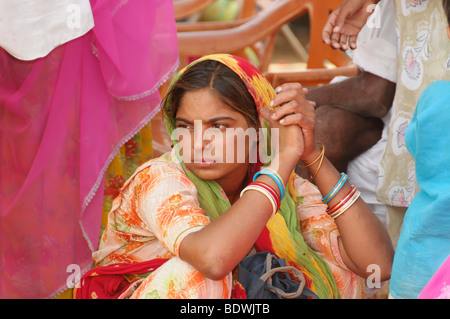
[163,60,259,128]
[444,0,450,26]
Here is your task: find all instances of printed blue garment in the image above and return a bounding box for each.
[390,80,450,299]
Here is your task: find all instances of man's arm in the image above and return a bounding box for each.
[306,70,396,119]
[296,70,396,173]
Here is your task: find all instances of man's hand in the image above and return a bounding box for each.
[322,0,380,51]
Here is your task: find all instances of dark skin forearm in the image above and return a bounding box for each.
[295,70,396,173]
[306,70,396,119]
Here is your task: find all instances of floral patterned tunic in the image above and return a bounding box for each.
[376,0,450,207]
[93,153,363,299]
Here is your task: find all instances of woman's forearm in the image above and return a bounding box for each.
[179,152,298,280]
[179,187,273,280]
[304,149,394,279]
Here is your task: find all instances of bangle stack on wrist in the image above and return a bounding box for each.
[240,181,281,216]
[326,185,361,219]
[252,168,285,200]
[321,172,361,219]
[240,167,286,216]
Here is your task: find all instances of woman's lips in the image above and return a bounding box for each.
[193,159,216,167]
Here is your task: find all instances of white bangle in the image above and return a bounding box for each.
[240,185,277,216]
[329,189,361,219]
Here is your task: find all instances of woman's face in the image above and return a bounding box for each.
[174,88,257,186]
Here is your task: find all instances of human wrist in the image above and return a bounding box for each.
[268,149,298,180]
[297,142,325,180]
[252,169,285,202]
[300,144,322,167]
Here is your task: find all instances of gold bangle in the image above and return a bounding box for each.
[297,141,325,169]
[310,148,325,180]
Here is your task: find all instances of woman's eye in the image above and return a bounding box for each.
[212,123,227,129]
[176,123,192,129]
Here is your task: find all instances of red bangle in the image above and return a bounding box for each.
[250,181,281,212]
[326,185,357,215]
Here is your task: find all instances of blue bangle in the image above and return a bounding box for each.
[322,173,347,204]
[253,169,285,199]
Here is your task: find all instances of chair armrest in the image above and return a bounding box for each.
[264,65,361,87]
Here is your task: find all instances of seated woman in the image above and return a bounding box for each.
[74,54,394,299]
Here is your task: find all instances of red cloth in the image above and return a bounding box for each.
[231,281,248,299]
[74,259,169,299]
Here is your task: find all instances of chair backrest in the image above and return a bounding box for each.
[151,0,355,156]
[177,0,350,71]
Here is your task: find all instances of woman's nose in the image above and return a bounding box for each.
[193,120,205,152]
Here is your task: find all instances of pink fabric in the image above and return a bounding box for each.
[0,0,178,298]
[418,255,450,299]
